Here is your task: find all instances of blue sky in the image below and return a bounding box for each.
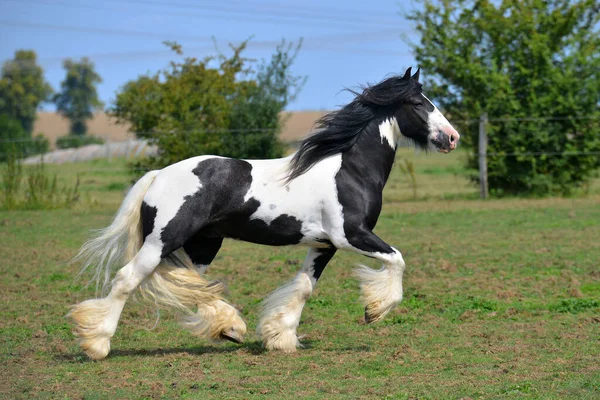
[0,0,421,111]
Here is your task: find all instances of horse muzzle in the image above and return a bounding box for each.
[431,128,460,153]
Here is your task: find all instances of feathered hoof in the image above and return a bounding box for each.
[259,323,302,352]
[219,327,245,344]
[67,299,113,360]
[79,336,111,360]
[211,306,247,344]
[364,301,395,324]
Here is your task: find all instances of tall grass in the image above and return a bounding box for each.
[397,157,418,200]
[0,151,79,210]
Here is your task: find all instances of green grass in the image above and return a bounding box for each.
[1,151,599,399]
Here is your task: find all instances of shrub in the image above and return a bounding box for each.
[55,134,105,149]
[111,40,305,175]
[408,1,600,195]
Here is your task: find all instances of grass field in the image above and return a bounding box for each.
[1,150,599,399]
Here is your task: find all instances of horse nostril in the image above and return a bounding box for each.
[449,135,455,143]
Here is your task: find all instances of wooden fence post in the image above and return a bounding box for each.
[478,113,488,199]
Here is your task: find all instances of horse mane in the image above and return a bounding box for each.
[286,68,422,182]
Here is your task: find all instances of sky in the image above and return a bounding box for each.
[0,0,421,111]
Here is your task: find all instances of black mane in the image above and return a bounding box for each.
[286,68,422,182]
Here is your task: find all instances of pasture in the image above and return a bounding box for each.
[1,149,599,399]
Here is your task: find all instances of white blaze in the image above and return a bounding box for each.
[422,94,452,143]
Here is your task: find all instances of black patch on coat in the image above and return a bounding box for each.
[141,201,157,241]
[183,234,223,266]
[334,115,397,255]
[158,158,304,258]
[311,248,337,281]
[218,213,304,246]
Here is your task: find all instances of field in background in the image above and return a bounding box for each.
[33,111,328,148]
[1,150,599,399]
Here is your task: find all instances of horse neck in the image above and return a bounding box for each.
[341,115,398,190]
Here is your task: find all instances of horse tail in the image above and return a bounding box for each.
[74,170,161,295]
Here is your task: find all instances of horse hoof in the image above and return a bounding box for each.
[364,307,384,324]
[220,329,244,344]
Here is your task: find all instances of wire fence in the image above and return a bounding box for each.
[0,113,599,164]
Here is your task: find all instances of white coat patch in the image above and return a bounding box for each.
[378,117,401,149]
[243,154,348,248]
[143,156,216,243]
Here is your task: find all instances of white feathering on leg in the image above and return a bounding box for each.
[355,254,405,323]
[67,298,120,360]
[257,273,313,352]
[181,300,247,342]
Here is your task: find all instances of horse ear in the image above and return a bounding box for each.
[412,67,420,82]
[402,67,412,80]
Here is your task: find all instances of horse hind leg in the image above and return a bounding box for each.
[141,235,247,344]
[68,242,163,360]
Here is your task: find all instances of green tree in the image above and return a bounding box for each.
[0,50,53,134]
[111,40,304,171]
[407,0,600,195]
[54,58,103,136]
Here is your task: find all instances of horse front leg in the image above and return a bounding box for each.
[340,229,406,323]
[257,247,336,352]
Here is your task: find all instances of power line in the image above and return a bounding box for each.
[0,3,411,44]
[108,0,402,26]
[0,20,413,68]
[2,44,412,70]
[0,19,218,43]
[105,0,396,21]
[3,0,405,31]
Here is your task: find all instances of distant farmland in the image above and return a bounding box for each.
[34,111,328,148]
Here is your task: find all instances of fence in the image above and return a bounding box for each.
[2,115,600,198]
[465,114,600,199]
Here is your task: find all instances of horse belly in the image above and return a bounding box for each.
[209,211,329,248]
[218,216,304,246]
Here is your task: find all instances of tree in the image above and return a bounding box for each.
[54,58,103,136]
[111,40,305,171]
[0,50,53,134]
[407,0,600,195]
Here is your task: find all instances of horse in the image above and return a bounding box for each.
[68,67,460,360]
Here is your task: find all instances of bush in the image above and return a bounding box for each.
[408,1,600,196]
[111,40,304,175]
[467,118,600,196]
[55,134,105,149]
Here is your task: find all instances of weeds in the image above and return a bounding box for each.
[549,298,599,314]
[397,157,418,200]
[2,150,22,208]
[0,151,79,210]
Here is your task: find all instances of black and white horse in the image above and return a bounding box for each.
[69,67,460,359]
